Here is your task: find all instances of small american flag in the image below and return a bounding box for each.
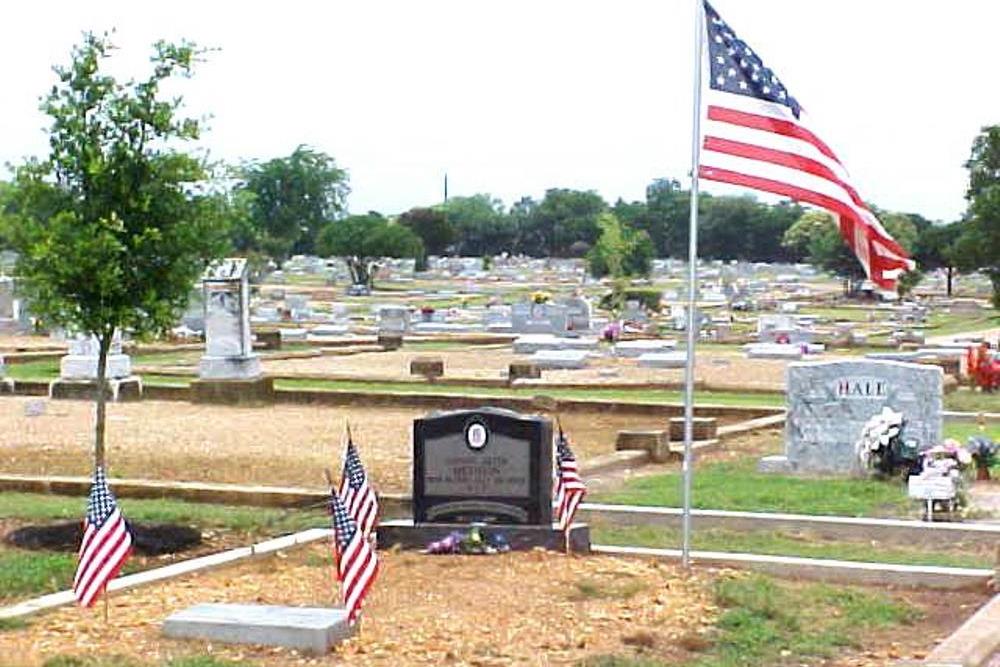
[330,493,379,624]
[72,467,132,607]
[699,1,914,290]
[339,437,379,539]
[553,429,586,531]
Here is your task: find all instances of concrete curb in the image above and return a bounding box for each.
[923,592,1000,666]
[0,528,332,621]
[5,473,998,549]
[580,503,1000,548]
[591,544,993,590]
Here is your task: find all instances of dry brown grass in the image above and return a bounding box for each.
[261,346,790,390]
[0,545,716,667]
[0,397,687,492]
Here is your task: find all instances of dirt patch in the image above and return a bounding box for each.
[6,522,201,556]
[259,346,794,390]
[829,586,991,666]
[0,397,690,493]
[2,546,717,667]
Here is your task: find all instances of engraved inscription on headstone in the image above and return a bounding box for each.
[413,407,552,525]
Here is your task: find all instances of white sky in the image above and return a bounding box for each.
[2,1,997,222]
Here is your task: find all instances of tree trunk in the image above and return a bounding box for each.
[93,331,111,470]
[946,266,953,297]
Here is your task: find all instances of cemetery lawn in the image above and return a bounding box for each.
[272,378,787,407]
[3,543,980,667]
[589,523,993,569]
[0,493,327,603]
[593,458,913,517]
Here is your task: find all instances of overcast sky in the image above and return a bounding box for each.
[2,1,997,222]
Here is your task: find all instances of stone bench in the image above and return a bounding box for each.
[410,356,444,381]
[668,417,718,442]
[508,362,541,382]
[615,430,671,462]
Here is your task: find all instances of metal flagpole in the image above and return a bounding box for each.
[681,0,705,571]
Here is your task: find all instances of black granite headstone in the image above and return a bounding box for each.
[413,407,552,525]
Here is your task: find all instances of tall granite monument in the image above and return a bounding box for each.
[193,258,273,403]
[761,359,943,474]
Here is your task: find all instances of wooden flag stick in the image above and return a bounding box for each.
[102,586,109,623]
[564,526,571,555]
[346,420,353,444]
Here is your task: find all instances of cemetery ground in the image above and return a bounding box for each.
[0,540,990,667]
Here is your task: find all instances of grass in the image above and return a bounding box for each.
[0,492,327,535]
[593,458,911,517]
[944,421,1000,443]
[943,389,1000,414]
[0,493,328,602]
[272,377,786,407]
[590,524,993,569]
[0,550,77,599]
[580,574,919,667]
[698,574,918,667]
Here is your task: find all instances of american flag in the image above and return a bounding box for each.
[338,438,379,539]
[553,429,586,531]
[72,467,132,607]
[330,493,379,624]
[699,1,914,290]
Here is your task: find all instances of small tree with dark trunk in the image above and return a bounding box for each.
[6,34,227,470]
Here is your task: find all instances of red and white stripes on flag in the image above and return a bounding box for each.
[330,493,379,624]
[699,1,914,290]
[73,467,132,607]
[554,430,586,531]
[339,438,379,539]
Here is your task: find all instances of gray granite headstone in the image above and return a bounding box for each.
[199,258,261,379]
[766,359,943,474]
[162,603,354,655]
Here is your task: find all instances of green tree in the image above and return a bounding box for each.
[443,194,515,256]
[397,206,454,256]
[316,213,424,289]
[914,223,961,296]
[6,34,227,468]
[236,145,349,264]
[586,213,654,279]
[956,126,1000,307]
[525,188,607,257]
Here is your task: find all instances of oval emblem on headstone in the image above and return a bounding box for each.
[464,421,489,450]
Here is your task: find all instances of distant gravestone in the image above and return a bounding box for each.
[378,407,590,551]
[0,276,16,332]
[193,259,273,403]
[377,305,409,335]
[199,259,260,380]
[51,330,141,401]
[761,359,943,474]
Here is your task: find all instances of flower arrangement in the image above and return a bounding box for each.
[856,407,920,476]
[915,439,974,511]
[531,291,551,305]
[426,526,511,555]
[966,435,998,481]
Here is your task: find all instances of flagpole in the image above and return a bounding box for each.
[681,0,705,571]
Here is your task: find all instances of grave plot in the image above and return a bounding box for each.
[258,345,793,391]
[1,542,986,667]
[0,397,668,492]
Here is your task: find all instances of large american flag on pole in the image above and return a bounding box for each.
[330,493,379,624]
[72,467,132,607]
[553,429,586,531]
[339,437,379,539]
[699,1,914,290]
